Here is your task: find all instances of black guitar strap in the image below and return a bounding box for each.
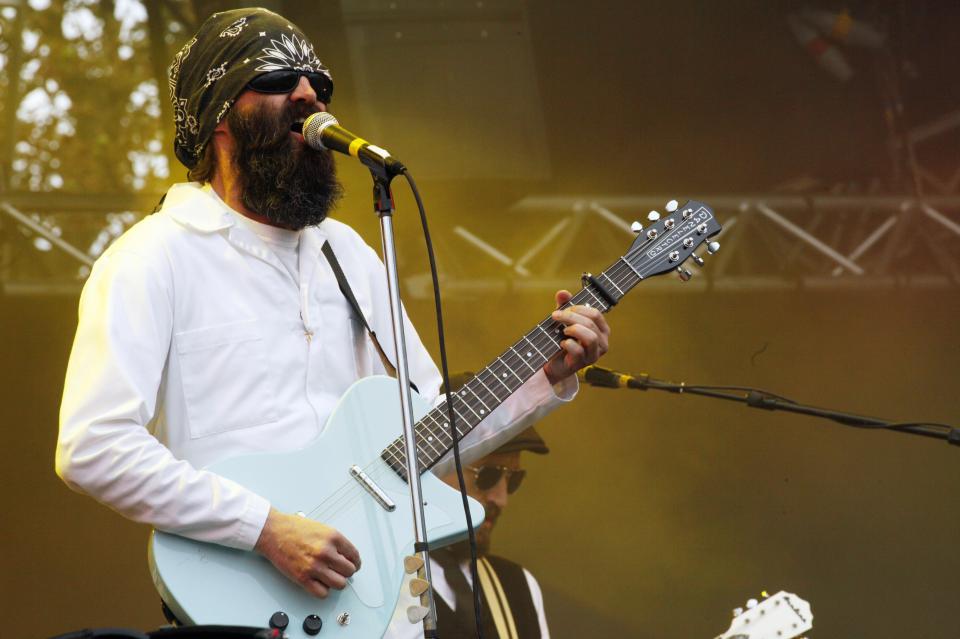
[321,240,418,392]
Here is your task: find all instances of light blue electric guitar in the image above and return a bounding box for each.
[149,200,722,637]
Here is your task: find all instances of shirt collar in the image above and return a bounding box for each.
[161,182,236,232]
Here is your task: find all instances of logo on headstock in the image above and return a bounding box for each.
[646,207,712,259]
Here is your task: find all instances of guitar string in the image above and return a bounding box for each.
[299,221,713,523]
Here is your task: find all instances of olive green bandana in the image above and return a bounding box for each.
[168,7,332,169]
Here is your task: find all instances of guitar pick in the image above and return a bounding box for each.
[409,577,430,597]
[406,605,430,623]
[404,555,424,574]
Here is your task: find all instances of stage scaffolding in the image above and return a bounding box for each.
[5,192,958,297]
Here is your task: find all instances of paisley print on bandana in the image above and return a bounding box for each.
[219,16,248,38]
[255,32,325,73]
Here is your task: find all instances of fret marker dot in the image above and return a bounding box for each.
[427,436,433,442]
[526,352,532,357]
[480,409,485,415]
[502,373,507,378]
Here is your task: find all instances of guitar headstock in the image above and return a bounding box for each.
[624,199,722,282]
[715,590,813,639]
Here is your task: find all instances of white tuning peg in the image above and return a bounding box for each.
[707,241,720,254]
[630,221,644,234]
[647,210,660,222]
[666,199,679,212]
[745,598,759,609]
[732,606,744,618]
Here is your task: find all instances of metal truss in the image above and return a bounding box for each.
[408,194,960,298]
[4,192,960,297]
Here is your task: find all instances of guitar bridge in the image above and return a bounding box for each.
[350,465,397,512]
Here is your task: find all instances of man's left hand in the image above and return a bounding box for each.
[543,289,610,385]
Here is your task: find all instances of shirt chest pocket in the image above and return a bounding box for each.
[175,319,278,439]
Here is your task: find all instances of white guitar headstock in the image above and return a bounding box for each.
[714,591,813,639]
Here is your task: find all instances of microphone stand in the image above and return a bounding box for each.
[368,162,439,637]
[582,368,960,447]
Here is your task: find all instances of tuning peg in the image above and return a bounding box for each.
[406,605,430,623]
[745,598,759,609]
[665,199,679,212]
[676,266,692,282]
[732,606,744,618]
[404,555,424,574]
[409,578,430,597]
[690,254,705,267]
[647,210,661,222]
[707,241,720,254]
[630,221,644,234]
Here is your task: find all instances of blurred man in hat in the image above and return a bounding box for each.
[388,426,554,638]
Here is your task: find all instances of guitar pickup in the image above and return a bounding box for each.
[350,465,397,512]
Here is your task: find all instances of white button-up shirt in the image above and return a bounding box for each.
[57,182,574,551]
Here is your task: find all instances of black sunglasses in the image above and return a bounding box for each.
[247,69,334,103]
[466,465,526,494]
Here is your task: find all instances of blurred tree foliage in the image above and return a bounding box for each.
[0,0,208,196]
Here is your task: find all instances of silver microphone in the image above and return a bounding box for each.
[300,112,406,177]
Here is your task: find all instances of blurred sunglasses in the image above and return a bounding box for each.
[466,465,526,494]
[247,70,334,103]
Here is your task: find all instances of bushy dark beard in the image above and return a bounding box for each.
[227,101,343,230]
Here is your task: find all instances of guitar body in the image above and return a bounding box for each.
[149,375,484,638]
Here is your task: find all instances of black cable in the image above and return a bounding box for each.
[402,169,485,639]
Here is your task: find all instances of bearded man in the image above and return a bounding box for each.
[56,7,609,636]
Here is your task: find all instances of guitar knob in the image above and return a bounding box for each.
[707,241,720,254]
[666,199,679,212]
[630,221,644,234]
[303,614,323,635]
[647,210,660,221]
[269,611,289,631]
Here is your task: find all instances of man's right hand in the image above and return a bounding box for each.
[255,507,361,598]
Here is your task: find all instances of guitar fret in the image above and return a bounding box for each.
[581,287,604,308]
[508,346,538,373]
[454,393,482,421]
[462,385,491,413]
[473,374,502,404]
[601,271,624,296]
[535,324,558,347]
[619,255,644,280]
[419,429,443,457]
[521,335,548,362]
[486,367,514,394]
[497,356,525,384]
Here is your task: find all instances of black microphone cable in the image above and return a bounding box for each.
[401,168,486,639]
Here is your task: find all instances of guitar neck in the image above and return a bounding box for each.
[380,255,642,479]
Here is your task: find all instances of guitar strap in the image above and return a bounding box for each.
[321,240,418,392]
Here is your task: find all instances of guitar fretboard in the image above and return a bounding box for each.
[380,254,645,480]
